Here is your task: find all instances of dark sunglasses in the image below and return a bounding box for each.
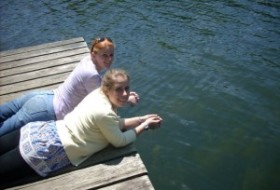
[94,37,112,45]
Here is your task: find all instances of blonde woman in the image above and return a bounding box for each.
[0,37,139,136]
[0,68,162,182]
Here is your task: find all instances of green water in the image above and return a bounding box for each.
[1,1,279,190]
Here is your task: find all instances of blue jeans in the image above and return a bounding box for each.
[0,91,56,137]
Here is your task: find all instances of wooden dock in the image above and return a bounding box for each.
[0,37,155,190]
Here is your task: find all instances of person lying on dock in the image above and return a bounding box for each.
[0,37,139,137]
[0,68,162,183]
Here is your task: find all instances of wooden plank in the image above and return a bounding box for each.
[2,144,138,189]
[0,84,58,104]
[0,63,77,86]
[99,175,155,190]
[0,41,88,63]
[5,154,147,190]
[0,72,69,95]
[0,47,89,70]
[54,144,137,175]
[0,53,88,77]
[0,37,85,57]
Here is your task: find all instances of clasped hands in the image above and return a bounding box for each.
[141,114,163,130]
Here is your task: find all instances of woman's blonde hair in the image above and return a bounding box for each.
[101,69,130,93]
[90,37,115,53]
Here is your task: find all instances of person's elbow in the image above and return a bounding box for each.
[107,131,136,148]
[111,140,127,148]
[110,138,133,148]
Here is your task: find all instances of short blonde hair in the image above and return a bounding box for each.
[90,37,115,53]
[101,69,130,93]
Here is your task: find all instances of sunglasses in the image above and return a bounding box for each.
[93,37,112,46]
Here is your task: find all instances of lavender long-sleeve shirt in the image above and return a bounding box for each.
[53,55,102,120]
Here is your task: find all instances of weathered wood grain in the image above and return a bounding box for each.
[99,175,155,190]
[0,42,88,63]
[0,63,77,86]
[0,37,85,57]
[0,84,58,104]
[0,53,88,77]
[0,72,69,95]
[5,153,150,190]
[0,47,89,70]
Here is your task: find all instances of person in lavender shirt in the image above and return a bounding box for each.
[0,37,139,137]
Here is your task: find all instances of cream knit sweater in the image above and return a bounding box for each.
[56,88,136,166]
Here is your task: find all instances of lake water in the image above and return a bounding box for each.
[1,1,279,190]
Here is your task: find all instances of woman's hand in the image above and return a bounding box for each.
[144,115,162,130]
[128,91,140,106]
[132,114,162,135]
